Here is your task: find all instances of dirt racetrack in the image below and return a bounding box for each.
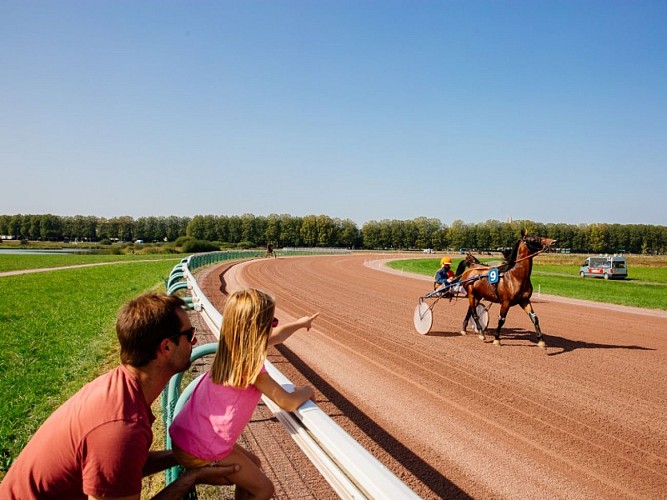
[199,253,667,499]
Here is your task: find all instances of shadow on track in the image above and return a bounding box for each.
[275,344,472,499]
[544,332,656,357]
[423,327,656,357]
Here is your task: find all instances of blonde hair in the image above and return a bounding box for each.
[210,288,275,388]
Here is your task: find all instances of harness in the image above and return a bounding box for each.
[426,240,549,302]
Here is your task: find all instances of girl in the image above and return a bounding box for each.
[169,288,318,499]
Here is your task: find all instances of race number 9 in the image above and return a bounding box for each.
[488,268,499,284]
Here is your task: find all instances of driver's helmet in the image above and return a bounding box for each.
[440,256,452,266]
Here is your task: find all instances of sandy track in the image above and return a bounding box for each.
[200,254,667,499]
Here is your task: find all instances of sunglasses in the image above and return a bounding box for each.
[171,326,196,343]
[272,317,279,328]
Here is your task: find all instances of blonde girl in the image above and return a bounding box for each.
[169,288,317,499]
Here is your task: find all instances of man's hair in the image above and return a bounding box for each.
[210,288,275,388]
[116,293,186,367]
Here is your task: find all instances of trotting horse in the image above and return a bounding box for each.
[459,232,556,347]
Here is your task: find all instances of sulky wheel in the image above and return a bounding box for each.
[413,302,433,335]
[473,303,489,333]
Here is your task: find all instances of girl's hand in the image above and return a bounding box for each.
[296,385,315,401]
[299,312,320,331]
[268,313,320,347]
[256,374,314,411]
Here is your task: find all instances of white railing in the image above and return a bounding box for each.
[182,258,418,499]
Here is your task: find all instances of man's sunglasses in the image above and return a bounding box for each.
[272,318,279,328]
[171,326,196,342]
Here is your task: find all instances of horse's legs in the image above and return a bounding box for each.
[461,288,474,335]
[494,303,511,346]
[521,301,546,348]
[461,307,472,335]
[464,295,486,340]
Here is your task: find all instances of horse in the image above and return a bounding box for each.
[459,232,556,347]
[265,242,276,259]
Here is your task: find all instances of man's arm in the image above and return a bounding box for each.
[142,450,178,477]
[90,464,239,500]
[151,465,239,500]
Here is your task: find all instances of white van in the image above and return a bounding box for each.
[579,255,627,280]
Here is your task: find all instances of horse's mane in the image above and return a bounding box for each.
[501,239,522,271]
[456,238,527,277]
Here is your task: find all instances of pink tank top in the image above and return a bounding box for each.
[169,368,265,461]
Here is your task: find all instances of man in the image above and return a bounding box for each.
[0,293,237,499]
[434,256,455,289]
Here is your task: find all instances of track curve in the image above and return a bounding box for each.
[200,253,667,499]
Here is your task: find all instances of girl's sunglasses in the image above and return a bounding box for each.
[272,317,279,328]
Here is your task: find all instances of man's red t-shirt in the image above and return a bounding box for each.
[0,364,154,499]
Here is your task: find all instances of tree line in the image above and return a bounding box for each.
[0,213,665,254]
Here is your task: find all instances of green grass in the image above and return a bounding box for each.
[387,257,667,311]
[0,260,175,473]
[534,264,667,283]
[0,253,185,273]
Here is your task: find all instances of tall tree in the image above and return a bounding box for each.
[300,215,318,247]
[361,220,381,249]
[265,214,281,245]
[314,215,333,247]
[186,215,206,240]
[40,214,62,241]
[339,219,360,248]
[279,215,302,247]
[447,220,468,250]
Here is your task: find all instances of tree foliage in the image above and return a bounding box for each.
[0,213,665,254]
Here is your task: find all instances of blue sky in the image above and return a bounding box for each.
[1,1,665,226]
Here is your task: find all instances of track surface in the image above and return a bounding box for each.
[200,254,667,499]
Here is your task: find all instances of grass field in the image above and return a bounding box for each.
[0,253,186,273]
[386,254,667,311]
[0,258,179,474]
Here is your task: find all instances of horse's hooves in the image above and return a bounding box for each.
[478,334,485,341]
[493,339,501,346]
[460,330,467,336]
[537,340,546,349]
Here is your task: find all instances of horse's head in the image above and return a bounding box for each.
[455,252,481,277]
[539,237,557,252]
[522,235,557,253]
[465,252,482,266]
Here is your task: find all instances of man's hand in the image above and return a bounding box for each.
[189,464,240,486]
[149,464,240,499]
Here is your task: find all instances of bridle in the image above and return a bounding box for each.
[512,237,550,265]
[469,237,550,269]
